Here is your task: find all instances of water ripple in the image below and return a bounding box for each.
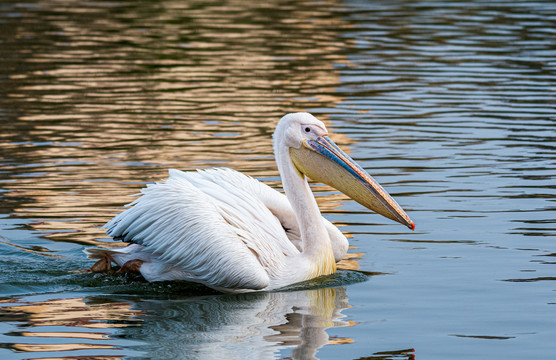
[0,0,554,358]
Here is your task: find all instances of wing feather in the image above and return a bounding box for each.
[105,171,270,289]
[104,168,302,290]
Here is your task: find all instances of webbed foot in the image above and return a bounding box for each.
[116,259,144,274]
[88,254,112,272]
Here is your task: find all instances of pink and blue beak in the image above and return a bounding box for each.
[290,136,415,230]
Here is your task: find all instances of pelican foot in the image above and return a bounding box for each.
[117,259,144,274]
[88,254,112,273]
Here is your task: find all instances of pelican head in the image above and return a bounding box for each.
[274,112,414,230]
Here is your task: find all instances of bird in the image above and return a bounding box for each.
[86,112,414,292]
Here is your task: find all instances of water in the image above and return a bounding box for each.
[0,0,554,358]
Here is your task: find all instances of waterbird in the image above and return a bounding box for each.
[86,112,414,292]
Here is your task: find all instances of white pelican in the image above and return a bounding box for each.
[86,112,414,292]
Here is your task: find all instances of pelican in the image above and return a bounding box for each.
[86,112,414,292]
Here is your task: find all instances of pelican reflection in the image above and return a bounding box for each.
[121,286,352,359]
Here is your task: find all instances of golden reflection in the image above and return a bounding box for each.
[0,239,62,258]
[15,331,109,340]
[328,337,355,345]
[8,342,117,353]
[0,296,139,357]
[337,246,364,271]
[0,297,142,329]
[0,0,362,272]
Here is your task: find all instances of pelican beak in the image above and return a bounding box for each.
[290,136,415,230]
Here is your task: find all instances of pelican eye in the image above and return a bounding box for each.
[304,127,310,133]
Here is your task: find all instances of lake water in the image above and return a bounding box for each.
[0,0,554,359]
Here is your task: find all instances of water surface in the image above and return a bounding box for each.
[0,0,555,359]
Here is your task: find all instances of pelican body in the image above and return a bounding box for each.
[86,113,414,292]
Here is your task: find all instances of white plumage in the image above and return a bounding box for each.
[86,113,413,292]
[100,168,346,291]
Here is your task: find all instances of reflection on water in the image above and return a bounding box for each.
[0,0,353,247]
[0,295,142,356]
[0,288,355,359]
[128,287,351,360]
[0,0,554,359]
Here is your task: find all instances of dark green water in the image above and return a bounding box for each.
[0,0,554,359]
